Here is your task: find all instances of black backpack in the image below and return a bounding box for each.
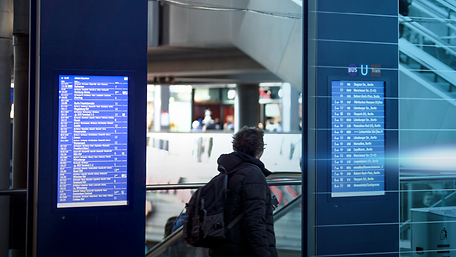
[183,164,252,248]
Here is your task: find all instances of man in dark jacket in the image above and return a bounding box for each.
[210,126,278,257]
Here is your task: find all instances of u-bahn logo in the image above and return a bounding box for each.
[348,64,381,77]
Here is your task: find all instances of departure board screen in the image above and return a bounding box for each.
[58,75,129,208]
[331,80,385,197]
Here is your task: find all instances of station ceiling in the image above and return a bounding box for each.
[147,46,282,85]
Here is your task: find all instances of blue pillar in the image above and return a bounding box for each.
[306,1,399,256]
[31,0,147,256]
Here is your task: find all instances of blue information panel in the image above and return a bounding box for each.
[58,75,129,208]
[331,80,385,197]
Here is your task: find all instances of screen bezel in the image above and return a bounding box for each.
[326,76,390,202]
[52,69,135,213]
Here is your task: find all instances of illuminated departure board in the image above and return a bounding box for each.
[331,80,385,197]
[58,75,129,208]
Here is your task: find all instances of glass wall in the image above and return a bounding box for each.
[399,0,456,255]
[145,0,302,255]
[145,81,302,246]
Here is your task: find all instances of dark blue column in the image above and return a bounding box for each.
[31,1,147,256]
[306,1,399,256]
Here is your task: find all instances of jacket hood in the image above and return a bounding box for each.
[217,151,272,177]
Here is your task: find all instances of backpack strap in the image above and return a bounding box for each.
[227,213,243,229]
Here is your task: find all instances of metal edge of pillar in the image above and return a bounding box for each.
[0,1,14,256]
[302,0,308,256]
[12,0,29,190]
[10,34,28,257]
[305,0,320,255]
[28,0,40,256]
[11,34,29,257]
[11,1,30,255]
[12,35,29,187]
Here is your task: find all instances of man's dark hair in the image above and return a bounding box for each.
[232,126,264,157]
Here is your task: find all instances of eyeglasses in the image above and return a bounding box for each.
[263,144,267,150]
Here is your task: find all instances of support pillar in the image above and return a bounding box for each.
[281,83,300,132]
[153,85,170,132]
[0,1,13,256]
[160,85,170,131]
[308,1,399,256]
[32,0,147,254]
[11,0,29,256]
[12,0,29,190]
[235,83,259,131]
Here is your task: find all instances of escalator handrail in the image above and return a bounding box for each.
[146,180,302,191]
[146,193,303,257]
[433,0,456,14]
[267,171,302,180]
[399,38,456,87]
[146,172,302,191]
[0,189,27,196]
[401,176,456,181]
[400,15,456,57]
[412,0,456,37]
[272,194,302,221]
[146,227,184,256]
[414,0,456,27]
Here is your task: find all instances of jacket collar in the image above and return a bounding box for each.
[217,151,272,177]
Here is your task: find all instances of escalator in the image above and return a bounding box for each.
[399,0,456,149]
[145,173,302,257]
[400,0,456,93]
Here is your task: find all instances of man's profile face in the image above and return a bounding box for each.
[256,149,264,159]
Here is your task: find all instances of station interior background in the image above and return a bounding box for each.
[142,0,303,253]
[143,0,456,255]
[5,0,456,256]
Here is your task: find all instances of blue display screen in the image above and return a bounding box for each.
[331,80,385,197]
[58,75,129,208]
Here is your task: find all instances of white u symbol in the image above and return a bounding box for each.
[360,65,369,76]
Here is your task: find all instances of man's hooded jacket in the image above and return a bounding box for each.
[209,151,278,257]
